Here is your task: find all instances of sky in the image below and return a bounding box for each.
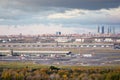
[0,0,120,35]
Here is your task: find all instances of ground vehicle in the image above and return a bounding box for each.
[114,43,120,49]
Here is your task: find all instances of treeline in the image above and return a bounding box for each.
[0,66,120,80]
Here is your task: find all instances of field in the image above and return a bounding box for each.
[0,62,120,80]
[1,48,120,53]
[0,48,120,80]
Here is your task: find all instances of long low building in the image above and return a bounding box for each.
[13,50,71,54]
[0,50,10,56]
[0,42,114,49]
[0,50,71,56]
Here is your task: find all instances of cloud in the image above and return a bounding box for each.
[0,0,120,10]
[0,24,98,35]
[0,0,120,34]
[0,0,120,25]
[0,19,4,21]
[47,7,120,24]
[0,24,74,35]
[48,9,84,19]
[0,6,120,25]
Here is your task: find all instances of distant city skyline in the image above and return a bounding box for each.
[0,0,120,35]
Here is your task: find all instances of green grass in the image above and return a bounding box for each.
[1,48,120,54]
[0,61,120,70]
[0,61,49,69]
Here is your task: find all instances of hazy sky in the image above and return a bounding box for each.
[0,0,120,35]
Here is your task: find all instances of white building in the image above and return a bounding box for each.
[55,37,71,43]
[94,38,103,42]
[116,39,120,42]
[75,38,84,42]
[104,38,113,42]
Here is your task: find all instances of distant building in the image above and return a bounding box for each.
[56,32,61,35]
[98,26,100,33]
[113,27,115,34]
[101,26,104,34]
[104,38,113,42]
[75,38,84,42]
[94,38,103,42]
[107,27,110,34]
[109,26,111,33]
[116,39,120,42]
[107,26,115,34]
[55,37,71,42]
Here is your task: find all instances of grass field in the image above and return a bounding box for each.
[0,61,120,80]
[0,61,120,69]
[0,61,49,69]
[1,48,120,54]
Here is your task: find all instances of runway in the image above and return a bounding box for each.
[0,52,120,66]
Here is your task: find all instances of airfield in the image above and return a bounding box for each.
[0,48,120,66]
